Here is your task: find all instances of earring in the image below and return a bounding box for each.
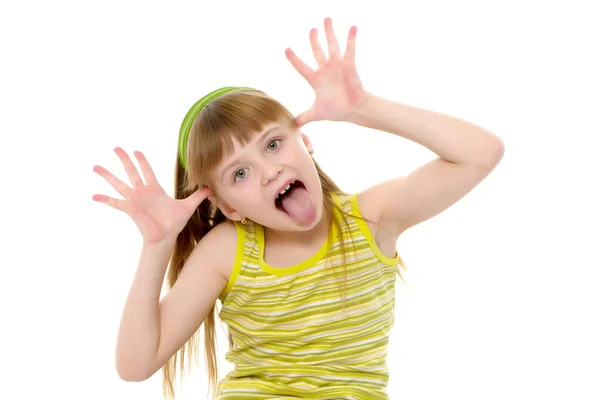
[241,218,247,224]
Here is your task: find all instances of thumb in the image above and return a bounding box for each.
[184,186,211,211]
[295,108,315,128]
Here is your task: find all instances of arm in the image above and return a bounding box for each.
[284,18,503,236]
[352,94,505,236]
[115,220,237,381]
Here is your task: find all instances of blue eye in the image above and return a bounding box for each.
[234,168,247,181]
[267,139,280,151]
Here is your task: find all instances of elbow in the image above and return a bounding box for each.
[488,137,505,166]
[116,365,150,382]
[117,368,149,383]
[115,355,155,382]
[476,140,505,169]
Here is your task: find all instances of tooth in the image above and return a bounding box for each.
[279,184,291,195]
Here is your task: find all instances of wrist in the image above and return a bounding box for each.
[346,92,378,125]
[141,237,176,255]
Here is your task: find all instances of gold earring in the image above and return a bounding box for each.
[241,218,247,224]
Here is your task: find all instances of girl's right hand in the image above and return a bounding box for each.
[92,147,211,244]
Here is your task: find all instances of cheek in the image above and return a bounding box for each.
[286,145,310,163]
[297,150,317,170]
[227,180,260,204]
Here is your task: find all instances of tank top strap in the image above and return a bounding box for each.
[331,192,361,234]
[332,192,354,215]
[218,220,261,301]
[332,192,399,266]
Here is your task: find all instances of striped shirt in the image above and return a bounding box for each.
[216,193,400,399]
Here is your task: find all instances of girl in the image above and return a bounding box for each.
[93,18,504,400]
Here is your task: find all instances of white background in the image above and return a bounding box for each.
[1,1,598,399]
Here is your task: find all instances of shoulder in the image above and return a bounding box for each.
[331,189,400,260]
[355,180,406,242]
[355,180,393,228]
[191,219,240,282]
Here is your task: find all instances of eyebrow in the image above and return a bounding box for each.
[220,126,281,181]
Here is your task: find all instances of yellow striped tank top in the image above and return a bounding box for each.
[216,193,400,399]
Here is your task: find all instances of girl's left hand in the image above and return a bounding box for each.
[285,18,369,127]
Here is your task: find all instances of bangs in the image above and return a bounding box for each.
[183,90,296,191]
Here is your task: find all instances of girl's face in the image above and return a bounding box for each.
[207,121,324,232]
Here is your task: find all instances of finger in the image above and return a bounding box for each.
[92,194,128,212]
[93,165,132,198]
[133,150,160,187]
[309,28,327,66]
[183,186,212,211]
[343,25,358,62]
[285,48,314,83]
[114,147,144,187]
[324,17,341,59]
[296,108,316,127]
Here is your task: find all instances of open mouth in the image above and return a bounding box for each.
[275,180,305,212]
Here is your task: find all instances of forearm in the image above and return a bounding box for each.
[115,239,175,380]
[347,93,504,166]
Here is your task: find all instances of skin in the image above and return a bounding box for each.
[93,17,504,382]
[206,121,331,248]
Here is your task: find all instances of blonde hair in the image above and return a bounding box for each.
[163,89,406,399]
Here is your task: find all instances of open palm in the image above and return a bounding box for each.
[92,147,210,244]
[285,17,369,127]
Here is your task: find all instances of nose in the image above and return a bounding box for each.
[260,162,283,186]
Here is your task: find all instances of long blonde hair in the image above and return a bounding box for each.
[163,89,406,399]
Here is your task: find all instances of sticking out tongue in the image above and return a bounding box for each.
[280,184,316,225]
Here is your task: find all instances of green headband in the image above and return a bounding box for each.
[178,86,255,171]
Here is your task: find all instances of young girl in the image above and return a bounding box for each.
[93,18,504,400]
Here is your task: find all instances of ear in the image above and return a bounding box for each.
[208,194,245,222]
[300,133,314,155]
